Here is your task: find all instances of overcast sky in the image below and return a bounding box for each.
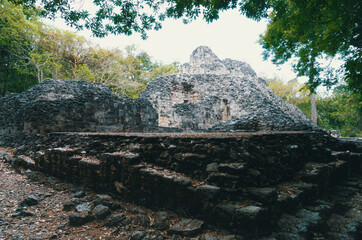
[46,9,303,82]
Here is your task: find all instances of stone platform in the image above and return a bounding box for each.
[2,131,361,238]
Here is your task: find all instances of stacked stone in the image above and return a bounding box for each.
[9,132,362,237]
[0,79,158,134]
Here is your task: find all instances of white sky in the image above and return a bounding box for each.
[46,8,304,83]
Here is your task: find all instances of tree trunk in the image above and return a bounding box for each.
[311,93,317,124]
[0,83,5,97]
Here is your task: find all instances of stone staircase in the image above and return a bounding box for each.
[12,132,362,238]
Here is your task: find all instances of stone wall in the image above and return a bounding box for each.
[0,80,158,134]
[141,46,319,132]
[6,132,361,236]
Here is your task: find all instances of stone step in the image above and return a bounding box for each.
[209,201,271,236]
[298,160,349,193]
[276,181,318,212]
[121,163,210,215]
[275,160,351,213]
[264,176,362,240]
[32,148,142,190]
[13,155,36,170]
[332,151,362,175]
[119,163,280,236]
[17,146,358,238]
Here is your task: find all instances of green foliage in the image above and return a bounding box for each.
[267,79,361,137]
[81,44,179,98]
[0,2,179,98]
[115,44,179,98]
[0,0,39,96]
[317,86,362,137]
[29,25,91,81]
[74,64,95,82]
[266,78,311,117]
[259,0,361,99]
[9,1,360,99]
[10,0,268,39]
[266,78,309,106]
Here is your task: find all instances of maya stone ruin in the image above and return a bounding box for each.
[0,46,319,134]
[0,46,361,239]
[142,46,318,132]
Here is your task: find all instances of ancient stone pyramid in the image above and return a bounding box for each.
[141,46,319,132]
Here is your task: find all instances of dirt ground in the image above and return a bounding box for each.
[0,147,175,240]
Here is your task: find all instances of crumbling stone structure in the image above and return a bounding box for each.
[141,46,318,131]
[1,47,361,239]
[0,80,158,134]
[1,46,320,134]
[5,132,361,238]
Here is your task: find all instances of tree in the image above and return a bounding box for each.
[32,25,91,81]
[84,47,123,84]
[116,45,179,98]
[267,79,361,137]
[310,93,317,124]
[0,0,38,96]
[11,1,266,39]
[11,0,359,99]
[1,1,180,97]
[258,0,361,99]
[317,86,362,137]
[266,78,311,117]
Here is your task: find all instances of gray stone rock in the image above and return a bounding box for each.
[195,184,220,200]
[93,194,120,210]
[168,219,204,237]
[130,230,145,240]
[275,232,304,240]
[19,195,38,207]
[153,211,171,230]
[70,190,85,198]
[218,163,245,174]
[203,233,242,240]
[75,203,91,214]
[12,210,35,218]
[206,163,218,172]
[248,187,277,204]
[236,206,263,221]
[63,198,81,211]
[121,216,133,226]
[68,212,93,226]
[326,232,353,240]
[105,213,126,227]
[3,154,11,162]
[92,204,110,220]
[134,214,150,227]
[295,209,321,228]
[278,214,300,232]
